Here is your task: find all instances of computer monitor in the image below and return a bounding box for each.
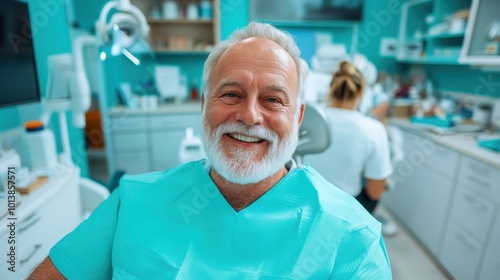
[0,0,41,108]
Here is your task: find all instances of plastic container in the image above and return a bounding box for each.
[178,127,206,164]
[199,0,213,19]
[23,120,58,175]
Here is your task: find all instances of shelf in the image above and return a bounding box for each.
[422,31,465,40]
[407,0,434,9]
[260,20,358,28]
[397,56,463,65]
[153,49,210,55]
[147,19,214,24]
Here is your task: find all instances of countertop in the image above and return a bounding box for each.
[109,102,202,116]
[390,118,500,169]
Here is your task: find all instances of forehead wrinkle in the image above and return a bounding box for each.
[215,79,243,92]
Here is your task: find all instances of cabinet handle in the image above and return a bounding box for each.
[20,243,42,265]
[19,215,42,233]
[455,232,477,250]
[467,162,490,176]
[463,194,487,211]
[465,175,491,189]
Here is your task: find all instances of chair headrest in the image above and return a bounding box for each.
[294,102,332,159]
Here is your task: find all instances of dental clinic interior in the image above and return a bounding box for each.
[1,0,500,279]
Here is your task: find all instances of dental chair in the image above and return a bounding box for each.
[293,102,332,165]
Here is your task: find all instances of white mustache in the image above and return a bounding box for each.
[215,122,278,143]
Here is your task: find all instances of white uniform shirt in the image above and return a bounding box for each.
[307,107,393,196]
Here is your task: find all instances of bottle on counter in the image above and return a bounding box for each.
[190,79,199,102]
[23,120,58,176]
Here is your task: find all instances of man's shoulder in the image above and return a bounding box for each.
[118,160,204,191]
[298,165,381,233]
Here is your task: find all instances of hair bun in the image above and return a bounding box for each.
[338,61,357,76]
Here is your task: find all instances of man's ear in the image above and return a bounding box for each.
[297,103,305,126]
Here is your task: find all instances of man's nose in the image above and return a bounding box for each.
[235,98,264,125]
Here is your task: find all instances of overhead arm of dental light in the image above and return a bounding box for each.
[95,0,151,63]
[42,35,99,165]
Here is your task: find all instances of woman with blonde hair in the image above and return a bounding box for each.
[323,60,393,214]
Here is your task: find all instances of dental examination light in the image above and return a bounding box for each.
[95,0,153,65]
[43,35,99,165]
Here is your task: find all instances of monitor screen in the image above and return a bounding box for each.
[250,0,364,23]
[0,0,41,108]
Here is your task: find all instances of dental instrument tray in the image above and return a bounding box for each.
[477,137,500,152]
[409,116,455,128]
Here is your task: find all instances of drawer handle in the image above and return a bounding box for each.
[466,175,491,189]
[19,215,42,233]
[468,163,490,176]
[455,232,477,250]
[20,243,42,265]
[463,194,487,211]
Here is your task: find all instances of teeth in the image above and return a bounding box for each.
[229,133,262,143]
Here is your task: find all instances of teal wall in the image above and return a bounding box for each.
[0,0,89,177]
[3,0,497,178]
[423,65,500,98]
[58,0,500,104]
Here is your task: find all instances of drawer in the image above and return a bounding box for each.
[110,116,148,132]
[458,156,500,203]
[450,187,495,243]
[19,241,46,278]
[479,246,500,280]
[17,212,45,246]
[439,223,482,280]
[150,114,201,129]
[489,213,500,253]
[113,133,148,151]
[424,143,460,179]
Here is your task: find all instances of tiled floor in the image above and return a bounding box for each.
[375,206,451,280]
[88,157,451,279]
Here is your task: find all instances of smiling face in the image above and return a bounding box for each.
[201,37,305,185]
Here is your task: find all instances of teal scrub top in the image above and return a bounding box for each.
[50,160,391,279]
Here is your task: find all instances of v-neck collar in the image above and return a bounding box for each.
[195,160,303,216]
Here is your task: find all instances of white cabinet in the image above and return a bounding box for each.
[110,116,150,174]
[150,114,202,171]
[383,129,457,255]
[478,247,500,280]
[0,166,81,279]
[109,109,202,174]
[438,148,500,280]
[407,165,453,255]
[459,0,500,65]
[439,223,483,280]
[384,121,500,280]
[478,213,500,280]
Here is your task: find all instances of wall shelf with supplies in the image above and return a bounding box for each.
[396,0,472,66]
[131,0,220,53]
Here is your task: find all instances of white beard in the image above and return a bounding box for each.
[200,116,299,185]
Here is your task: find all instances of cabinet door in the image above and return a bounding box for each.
[450,187,495,243]
[439,223,482,280]
[458,156,500,204]
[151,130,185,171]
[382,130,421,223]
[479,246,500,280]
[115,151,151,174]
[409,165,454,255]
[460,0,500,64]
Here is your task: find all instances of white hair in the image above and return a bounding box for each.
[201,22,309,108]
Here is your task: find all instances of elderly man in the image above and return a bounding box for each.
[30,22,391,279]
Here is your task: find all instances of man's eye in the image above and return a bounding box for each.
[222,92,238,98]
[266,97,281,104]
